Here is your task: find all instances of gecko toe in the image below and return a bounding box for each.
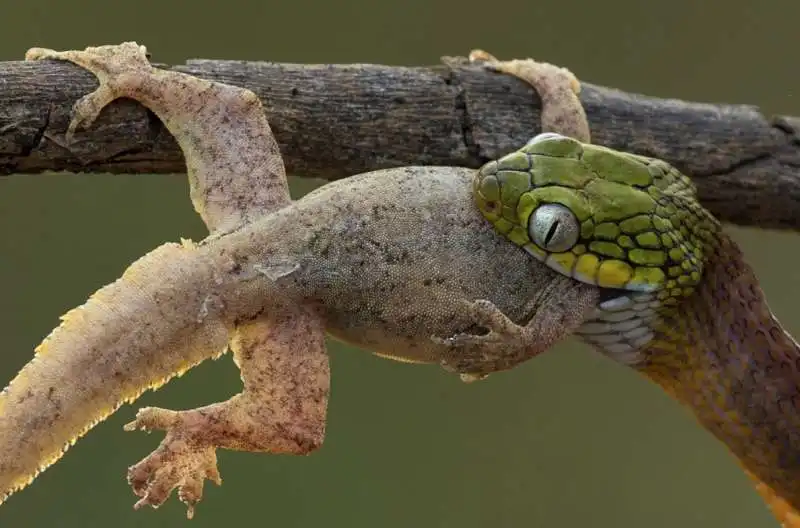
[124,406,180,432]
[127,448,164,497]
[24,47,59,61]
[133,465,176,510]
[459,373,489,383]
[177,475,204,519]
[468,299,505,326]
[468,49,500,64]
[64,85,119,142]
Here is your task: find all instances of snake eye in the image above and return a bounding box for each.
[529,204,580,253]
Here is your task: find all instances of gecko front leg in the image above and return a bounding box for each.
[435,50,595,380]
[24,43,329,517]
[435,281,597,381]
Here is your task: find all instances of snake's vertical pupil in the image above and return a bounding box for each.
[544,220,560,247]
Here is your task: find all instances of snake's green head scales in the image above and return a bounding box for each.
[473,133,712,306]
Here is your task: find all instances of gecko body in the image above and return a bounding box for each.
[0,44,596,515]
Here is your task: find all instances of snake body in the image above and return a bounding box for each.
[474,133,800,524]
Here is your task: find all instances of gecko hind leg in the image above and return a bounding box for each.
[26,42,288,233]
[468,49,591,143]
[123,298,329,518]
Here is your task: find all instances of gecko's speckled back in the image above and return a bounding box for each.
[217,165,591,364]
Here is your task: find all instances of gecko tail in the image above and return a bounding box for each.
[0,240,234,504]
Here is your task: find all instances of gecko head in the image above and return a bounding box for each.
[473,132,707,313]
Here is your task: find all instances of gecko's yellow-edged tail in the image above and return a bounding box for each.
[745,470,800,528]
[0,240,235,503]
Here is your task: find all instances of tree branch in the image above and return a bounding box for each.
[1,55,799,230]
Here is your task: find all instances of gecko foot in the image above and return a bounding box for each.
[124,407,222,519]
[433,299,536,379]
[468,49,590,143]
[469,49,580,95]
[27,42,288,232]
[26,42,152,143]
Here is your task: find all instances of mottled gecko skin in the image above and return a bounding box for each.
[470,54,800,527]
[0,44,598,516]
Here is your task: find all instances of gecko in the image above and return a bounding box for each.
[469,52,800,527]
[0,43,598,518]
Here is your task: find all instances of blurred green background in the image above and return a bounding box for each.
[1,0,799,526]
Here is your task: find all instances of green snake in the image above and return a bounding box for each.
[473,132,800,525]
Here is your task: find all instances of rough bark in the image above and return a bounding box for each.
[1,55,799,230]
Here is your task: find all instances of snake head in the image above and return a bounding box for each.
[474,132,708,308]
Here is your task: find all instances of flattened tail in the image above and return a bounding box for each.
[0,239,235,503]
